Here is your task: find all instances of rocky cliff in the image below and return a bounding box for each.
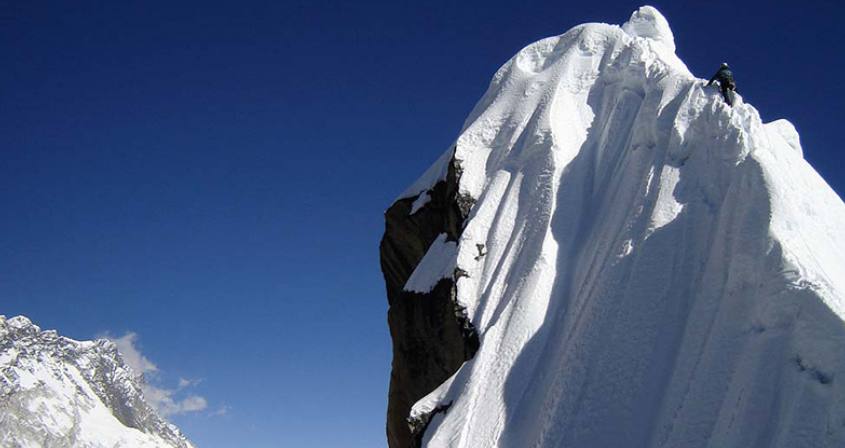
[380,149,479,448]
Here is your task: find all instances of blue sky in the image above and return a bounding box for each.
[2,1,843,446]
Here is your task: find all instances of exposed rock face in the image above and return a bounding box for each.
[0,315,194,448]
[380,148,479,448]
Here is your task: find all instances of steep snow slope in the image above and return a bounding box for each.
[394,6,845,448]
[0,316,194,448]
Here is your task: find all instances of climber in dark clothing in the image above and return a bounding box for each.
[707,62,737,106]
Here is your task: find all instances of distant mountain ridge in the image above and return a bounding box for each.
[0,315,195,448]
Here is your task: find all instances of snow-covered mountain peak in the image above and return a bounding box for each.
[3,315,38,334]
[382,6,845,448]
[0,315,194,448]
[622,5,676,52]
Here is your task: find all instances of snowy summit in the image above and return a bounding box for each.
[381,5,845,448]
[0,315,194,448]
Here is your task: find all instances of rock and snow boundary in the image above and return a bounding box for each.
[0,315,195,448]
[395,6,845,448]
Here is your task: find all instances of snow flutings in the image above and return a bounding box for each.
[400,5,845,447]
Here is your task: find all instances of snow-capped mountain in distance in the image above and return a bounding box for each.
[0,315,195,448]
[381,5,845,448]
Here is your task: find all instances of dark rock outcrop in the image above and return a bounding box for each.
[380,147,479,448]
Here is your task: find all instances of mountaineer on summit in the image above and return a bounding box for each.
[707,63,737,106]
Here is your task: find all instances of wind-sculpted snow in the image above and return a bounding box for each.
[0,316,194,448]
[399,6,845,448]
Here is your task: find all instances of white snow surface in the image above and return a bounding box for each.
[406,6,845,448]
[0,315,195,448]
[410,191,433,215]
[404,233,458,293]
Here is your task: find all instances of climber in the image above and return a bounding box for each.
[707,62,737,106]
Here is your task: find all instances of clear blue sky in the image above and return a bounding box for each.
[2,1,843,446]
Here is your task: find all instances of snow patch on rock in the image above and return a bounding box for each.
[403,234,458,293]
[410,191,432,215]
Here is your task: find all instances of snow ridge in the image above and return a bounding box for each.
[404,6,845,447]
[0,315,195,448]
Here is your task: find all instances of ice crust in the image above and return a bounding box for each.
[404,6,845,448]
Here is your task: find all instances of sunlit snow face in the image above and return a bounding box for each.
[399,5,845,448]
